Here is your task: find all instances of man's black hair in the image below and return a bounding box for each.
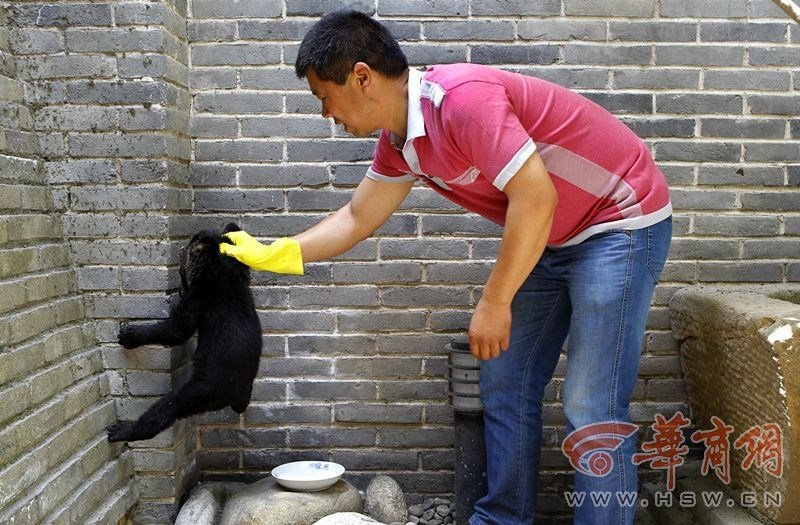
[295,10,408,85]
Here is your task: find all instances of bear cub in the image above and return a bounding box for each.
[108,223,262,442]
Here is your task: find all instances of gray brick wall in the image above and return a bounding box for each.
[1,0,799,523]
[0,1,137,523]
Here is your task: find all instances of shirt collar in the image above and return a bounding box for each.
[391,67,426,149]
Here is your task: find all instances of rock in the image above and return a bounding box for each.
[220,476,362,525]
[175,482,244,525]
[311,512,385,525]
[363,476,407,524]
[408,504,423,517]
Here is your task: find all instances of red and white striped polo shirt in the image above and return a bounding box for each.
[367,63,671,247]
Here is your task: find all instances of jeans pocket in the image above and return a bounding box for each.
[646,217,672,283]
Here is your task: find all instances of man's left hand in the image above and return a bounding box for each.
[469,296,511,360]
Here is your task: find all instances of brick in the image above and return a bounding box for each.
[609,22,696,42]
[337,310,427,332]
[622,117,694,139]
[240,164,329,187]
[189,68,236,90]
[194,140,282,162]
[242,116,330,138]
[65,29,165,53]
[693,215,781,236]
[378,379,447,400]
[660,0,747,18]
[189,115,237,138]
[11,3,113,27]
[748,95,800,116]
[200,428,286,448]
[378,427,453,447]
[245,404,330,424]
[698,262,783,282]
[654,142,741,163]
[425,262,491,284]
[473,0,560,15]
[336,357,423,378]
[240,68,307,91]
[332,263,422,284]
[380,286,471,307]
[582,93,653,115]
[66,80,166,105]
[381,239,469,260]
[741,192,800,211]
[656,46,745,67]
[288,286,379,307]
[700,118,784,139]
[751,0,791,17]
[614,69,699,90]
[286,140,375,162]
[402,44,468,66]
[187,21,236,42]
[704,70,790,91]
[383,21,422,41]
[657,93,743,114]
[258,311,335,332]
[192,44,281,66]
[290,380,377,401]
[239,20,313,40]
[519,20,606,42]
[335,449,419,470]
[424,21,514,41]
[193,92,282,114]
[195,189,283,212]
[34,106,117,132]
[742,239,800,259]
[192,0,281,18]
[471,45,560,66]
[335,403,422,424]
[378,0,465,16]
[8,28,63,54]
[697,165,784,186]
[744,142,800,162]
[668,238,739,260]
[700,22,787,42]
[567,0,655,16]
[749,46,800,66]
[668,189,738,210]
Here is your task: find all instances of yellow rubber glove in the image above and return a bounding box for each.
[219,231,304,275]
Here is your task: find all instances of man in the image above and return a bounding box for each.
[221,10,672,525]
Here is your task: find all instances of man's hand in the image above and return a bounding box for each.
[469,296,511,360]
[220,231,304,275]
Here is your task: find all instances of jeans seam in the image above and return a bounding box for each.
[515,286,567,524]
[610,227,635,524]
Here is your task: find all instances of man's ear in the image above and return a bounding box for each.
[352,62,372,92]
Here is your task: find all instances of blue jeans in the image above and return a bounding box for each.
[469,217,672,525]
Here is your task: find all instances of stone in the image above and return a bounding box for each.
[175,482,244,525]
[363,475,407,524]
[670,286,800,524]
[311,512,385,524]
[219,476,363,525]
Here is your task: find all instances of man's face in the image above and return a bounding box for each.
[306,68,374,138]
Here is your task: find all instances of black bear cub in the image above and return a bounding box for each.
[108,223,262,443]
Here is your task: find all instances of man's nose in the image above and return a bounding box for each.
[321,103,331,119]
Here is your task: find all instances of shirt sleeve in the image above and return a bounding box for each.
[442,82,536,191]
[366,130,417,183]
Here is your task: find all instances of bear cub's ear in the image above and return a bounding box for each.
[222,222,241,234]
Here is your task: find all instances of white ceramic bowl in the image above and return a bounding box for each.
[271,461,345,492]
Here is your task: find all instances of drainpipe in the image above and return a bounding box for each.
[447,335,488,525]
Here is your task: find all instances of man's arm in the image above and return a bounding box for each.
[293,176,415,262]
[469,151,557,360]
